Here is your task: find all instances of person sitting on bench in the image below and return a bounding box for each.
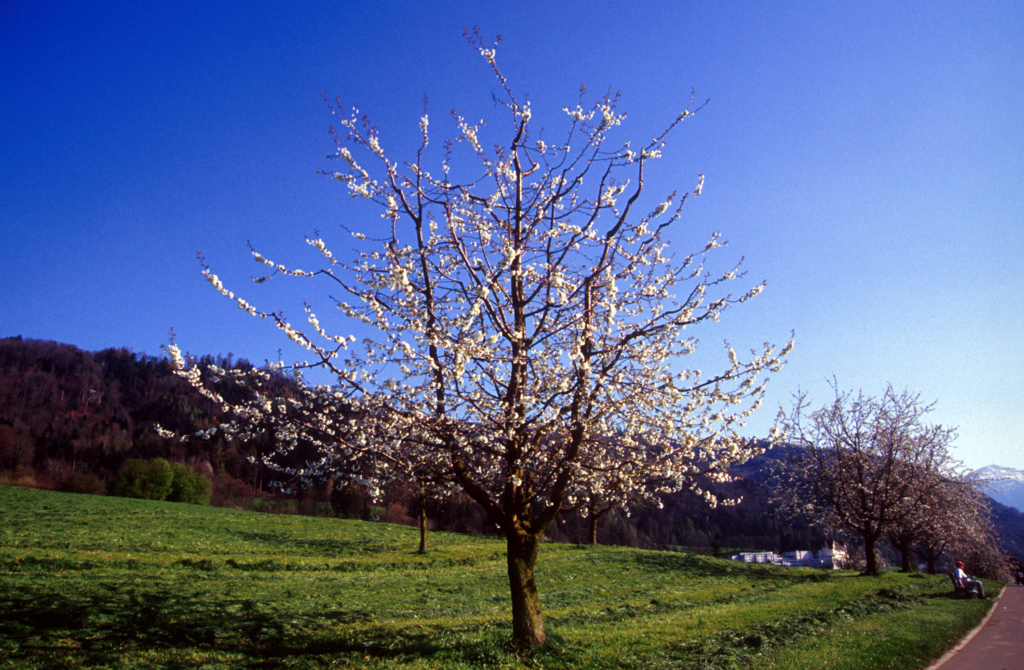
[951,561,986,599]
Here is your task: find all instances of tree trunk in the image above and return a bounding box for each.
[863,533,881,576]
[916,545,940,574]
[899,539,915,572]
[890,534,915,572]
[506,530,546,649]
[418,485,427,554]
[588,514,598,545]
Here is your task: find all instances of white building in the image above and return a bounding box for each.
[730,542,846,570]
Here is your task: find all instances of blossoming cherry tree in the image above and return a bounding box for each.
[171,32,792,649]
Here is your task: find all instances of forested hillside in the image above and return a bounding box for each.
[989,499,1024,561]
[0,337,823,551]
[2,336,1019,567]
[0,336,264,504]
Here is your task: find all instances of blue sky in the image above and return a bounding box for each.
[2,1,1021,471]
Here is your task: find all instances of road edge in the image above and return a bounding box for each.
[924,584,1008,670]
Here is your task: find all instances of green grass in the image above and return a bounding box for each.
[0,486,997,669]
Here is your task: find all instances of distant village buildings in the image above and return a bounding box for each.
[729,542,847,570]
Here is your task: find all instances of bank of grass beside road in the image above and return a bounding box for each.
[746,583,997,670]
[0,486,997,669]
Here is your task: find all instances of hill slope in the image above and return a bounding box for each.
[0,485,996,669]
[2,336,1018,568]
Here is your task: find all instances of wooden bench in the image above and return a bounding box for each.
[950,572,979,598]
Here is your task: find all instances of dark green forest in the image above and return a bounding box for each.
[2,335,1021,565]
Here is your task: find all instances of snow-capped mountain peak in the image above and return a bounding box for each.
[973,465,1024,513]
[974,465,1024,484]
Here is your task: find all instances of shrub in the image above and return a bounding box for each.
[167,463,212,505]
[211,474,254,508]
[111,458,173,500]
[62,472,107,496]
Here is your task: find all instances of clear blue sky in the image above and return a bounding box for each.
[2,1,1021,470]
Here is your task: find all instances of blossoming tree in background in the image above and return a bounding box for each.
[170,31,792,648]
[777,384,1002,577]
[907,476,1006,576]
[886,472,967,573]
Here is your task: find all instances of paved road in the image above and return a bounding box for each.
[930,584,1024,670]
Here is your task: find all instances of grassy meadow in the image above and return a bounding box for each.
[0,486,997,669]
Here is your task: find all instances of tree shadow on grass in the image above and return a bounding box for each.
[228,529,402,555]
[0,587,514,668]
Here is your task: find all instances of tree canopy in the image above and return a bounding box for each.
[171,32,791,648]
[778,384,1005,577]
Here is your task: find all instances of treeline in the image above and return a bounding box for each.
[0,337,267,505]
[0,337,823,551]
[1,336,1017,570]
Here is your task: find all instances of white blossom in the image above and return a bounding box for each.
[176,46,790,649]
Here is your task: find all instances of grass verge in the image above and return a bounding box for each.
[0,485,997,669]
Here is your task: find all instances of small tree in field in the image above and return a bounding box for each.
[780,385,960,576]
[171,32,791,648]
[112,458,174,501]
[168,462,213,505]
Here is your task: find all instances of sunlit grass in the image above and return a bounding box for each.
[0,485,997,669]
[749,586,994,670]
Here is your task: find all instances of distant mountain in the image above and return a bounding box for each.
[988,498,1024,563]
[974,465,1024,513]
